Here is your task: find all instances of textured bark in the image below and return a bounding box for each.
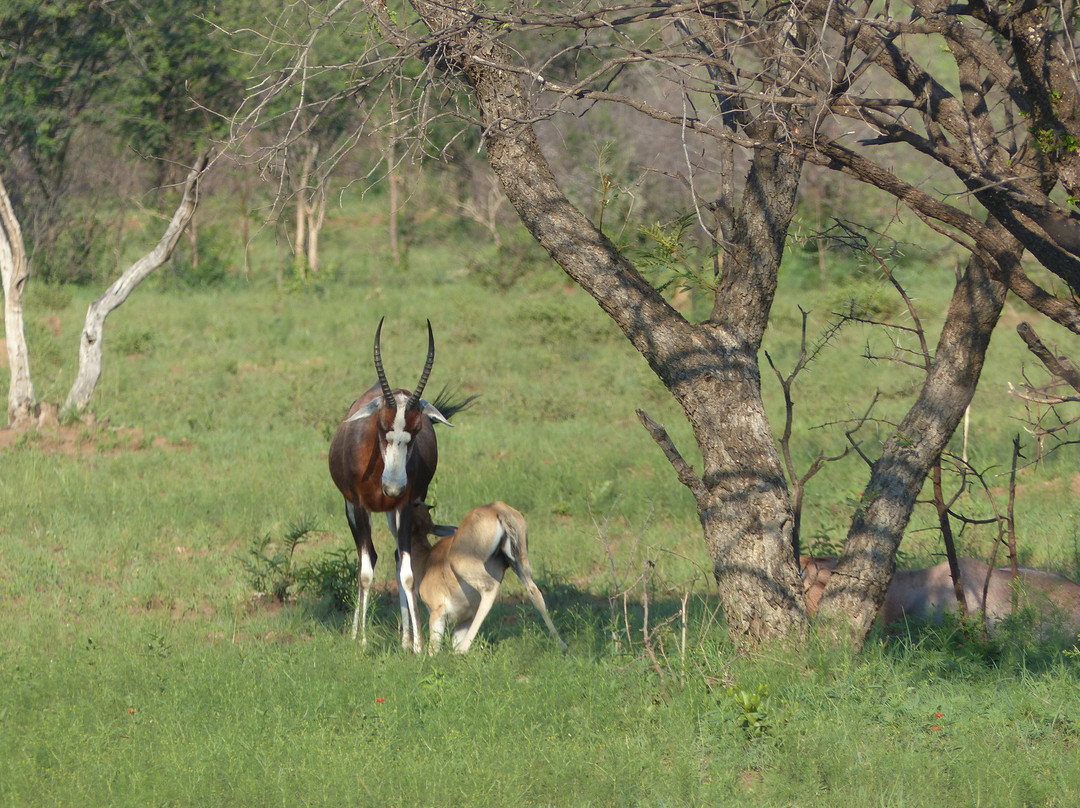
[741,0,1080,645]
[398,0,809,645]
[796,0,1080,332]
[0,173,37,426]
[62,154,209,418]
[817,235,1014,641]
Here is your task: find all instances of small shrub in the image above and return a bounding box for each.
[26,282,74,312]
[727,683,776,739]
[34,217,109,285]
[241,515,318,602]
[469,235,546,291]
[113,328,157,357]
[294,547,357,612]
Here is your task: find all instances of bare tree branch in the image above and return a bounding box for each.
[636,408,707,500]
[62,153,211,418]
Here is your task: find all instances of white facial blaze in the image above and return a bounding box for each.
[381,402,411,497]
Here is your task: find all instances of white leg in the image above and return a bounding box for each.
[398,551,423,653]
[451,622,471,651]
[347,501,375,646]
[351,582,363,641]
[387,510,423,653]
[351,550,374,644]
[452,587,500,653]
[428,609,447,655]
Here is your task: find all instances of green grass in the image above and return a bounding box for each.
[3,193,1080,806]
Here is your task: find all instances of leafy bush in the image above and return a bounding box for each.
[241,515,318,602]
[294,547,357,612]
[241,515,357,612]
[32,216,109,285]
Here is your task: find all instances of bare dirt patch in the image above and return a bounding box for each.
[0,409,189,456]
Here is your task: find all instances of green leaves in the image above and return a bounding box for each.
[635,212,719,297]
[726,683,776,738]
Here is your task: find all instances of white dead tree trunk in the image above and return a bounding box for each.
[62,153,210,419]
[305,186,326,275]
[294,144,312,278]
[293,142,326,277]
[0,173,37,427]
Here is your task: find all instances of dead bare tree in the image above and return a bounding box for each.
[62,154,211,418]
[0,172,37,426]
[1,154,211,427]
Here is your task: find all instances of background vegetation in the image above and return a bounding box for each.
[4,2,1080,802]
[3,179,1080,805]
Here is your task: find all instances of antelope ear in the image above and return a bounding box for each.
[431,523,458,538]
[344,398,383,424]
[420,399,453,426]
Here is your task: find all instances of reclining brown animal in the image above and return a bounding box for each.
[800,555,1080,637]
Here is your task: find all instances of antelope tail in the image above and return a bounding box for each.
[499,508,567,652]
[430,385,480,423]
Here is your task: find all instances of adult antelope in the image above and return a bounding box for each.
[800,555,1080,638]
[409,500,568,654]
[329,317,456,652]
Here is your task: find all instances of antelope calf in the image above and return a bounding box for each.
[409,501,568,654]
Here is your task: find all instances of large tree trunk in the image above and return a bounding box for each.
[62,154,209,419]
[398,0,809,645]
[817,233,1017,641]
[0,174,37,426]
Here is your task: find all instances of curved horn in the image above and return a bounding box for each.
[373,317,395,407]
[406,320,435,410]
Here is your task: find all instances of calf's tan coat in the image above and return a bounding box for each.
[410,501,567,654]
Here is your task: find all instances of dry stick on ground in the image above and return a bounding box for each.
[62,153,211,419]
[590,496,650,655]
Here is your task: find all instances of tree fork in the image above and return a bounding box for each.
[395,0,810,645]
